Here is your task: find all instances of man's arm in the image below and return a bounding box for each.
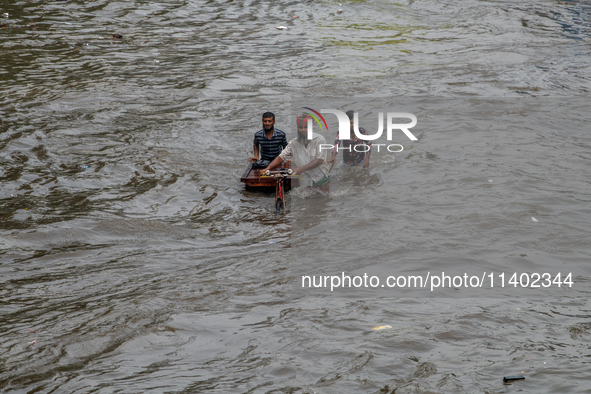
[361,128,371,167]
[363,150,370,167]
[294,158,323,176]
[327,151,337,164]
[251,145,259,162]
[251,133,260,162]
[327,134,341,164]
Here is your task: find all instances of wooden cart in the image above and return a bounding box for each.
[240,161,299,190]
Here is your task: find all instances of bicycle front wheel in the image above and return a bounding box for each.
[276,199,282,214]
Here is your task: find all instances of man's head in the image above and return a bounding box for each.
[262,112,275,132]
[297,114,312,144]
[346,110,355,131]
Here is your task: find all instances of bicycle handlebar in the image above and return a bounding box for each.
[259,171,301,180]
[263,169,292,176]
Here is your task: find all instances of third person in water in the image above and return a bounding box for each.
[328,110,372,168]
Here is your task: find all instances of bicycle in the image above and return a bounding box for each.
[260,168,300,214]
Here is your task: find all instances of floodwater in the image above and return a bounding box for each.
[1,0,590,393]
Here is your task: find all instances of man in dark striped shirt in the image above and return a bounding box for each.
[251,112,288,168]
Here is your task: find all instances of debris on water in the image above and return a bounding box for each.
[488,179,493,182]
[372,325,392,331]
[11,194,16,197]
[82,165,90,169]
[269,241,276,244]
[503,376,525,383]
[531,217,538,222]
[276,26,287,30]
[28,340,36,345]
[3,13,9,18]
[154,60,160,63]
[28,329,35,333]
[337,9,343,14]
[293,15,297,18]
[113,33,122,39]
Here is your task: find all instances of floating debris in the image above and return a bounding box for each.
[28,340,36,345]
[488,179,493,182]
[276,26,287,30]
[3,13,9,18]
[503,376,525,383]
[113,33,123,39]
[372,325,392,331]
[337,9,343,14]
[531,217,538,222]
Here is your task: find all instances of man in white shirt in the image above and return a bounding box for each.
[263,115,330,193]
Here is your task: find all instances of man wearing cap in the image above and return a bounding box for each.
[263,114,330,193]
[327,110,371,168]
[251,112,288,168]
